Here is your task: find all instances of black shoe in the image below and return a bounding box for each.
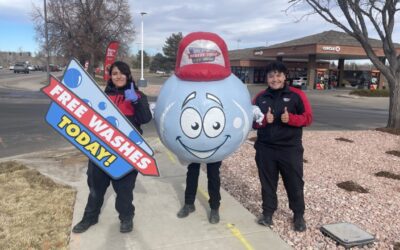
[257,214,273,227]
[72,217,98,233]
[177,204,195,218]
[293,215,306,232]
[209,209,220,224]
[120,219,133,233]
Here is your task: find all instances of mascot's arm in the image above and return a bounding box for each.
[149,103,156,119]
[252,105,266,128]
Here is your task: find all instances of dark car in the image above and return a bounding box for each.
[49,64,61,72]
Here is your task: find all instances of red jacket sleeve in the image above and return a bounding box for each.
[288,87,313,127]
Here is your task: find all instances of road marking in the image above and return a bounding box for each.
[197,186,253,250]
[227,223,255,250]
[197,187,210,200]
[157,138,176,164]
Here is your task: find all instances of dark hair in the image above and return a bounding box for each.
[266,61,287,75]
[107,61,137,90]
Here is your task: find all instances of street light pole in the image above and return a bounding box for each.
[44,0,50,82]
[138,12,147,87]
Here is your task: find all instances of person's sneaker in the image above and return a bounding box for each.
[257,214,273,227]
[72,217,98,233]
[120,219,133,233]
[177,204,195,218]
[209,209,220,224]
[293,215,306,232]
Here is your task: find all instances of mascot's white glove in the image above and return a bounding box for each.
[252,105,264,125]
[149,102,156,119]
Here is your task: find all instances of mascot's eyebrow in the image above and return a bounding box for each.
[206,93,223,108]
[181,91,196,109]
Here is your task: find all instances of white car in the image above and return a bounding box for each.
[9,65,14,70]
[0,66,3,69]
[292,77,307,87]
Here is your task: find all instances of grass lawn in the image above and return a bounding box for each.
[0,161,76,250]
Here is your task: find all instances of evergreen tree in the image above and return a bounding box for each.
[149,53,169,73]
[133,50,150,69]
[162,32,183,71]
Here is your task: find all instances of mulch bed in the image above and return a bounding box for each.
[375,171,400,180]
[336,180,369,193]
[335,137,354,143]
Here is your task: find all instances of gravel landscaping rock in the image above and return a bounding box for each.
[221,130,400,249]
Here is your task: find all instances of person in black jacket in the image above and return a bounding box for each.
[252,61,312,232]
[72,61,152,234]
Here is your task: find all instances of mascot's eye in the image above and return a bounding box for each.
[213,122,220,130]
[180,108,202,138]
[203,107,225,138]
[191,123,200,130]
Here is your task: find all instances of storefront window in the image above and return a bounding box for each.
[231,67,249,83]
[254,67,266,83]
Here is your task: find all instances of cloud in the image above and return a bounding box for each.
[129,0,400,55]
[0,0,42,23]
[0,0,398,54]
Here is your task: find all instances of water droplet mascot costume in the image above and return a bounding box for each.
[155,32,262,163]
[154,32,264,223]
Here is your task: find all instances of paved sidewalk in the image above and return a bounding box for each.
[1,136,291,250]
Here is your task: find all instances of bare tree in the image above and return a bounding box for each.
[32,0,135,75]
[289,0,400,129]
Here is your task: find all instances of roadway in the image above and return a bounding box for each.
[0,71,389,158]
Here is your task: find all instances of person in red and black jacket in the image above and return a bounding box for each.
[252,61,312,232]
[72,61,152,234]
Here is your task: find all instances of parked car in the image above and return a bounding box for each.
[0,66,3,70]
[292,76,307,87]
[49,64,61,72]
[28,65,35,71]
[13,62,29,74]
[9,65,14,70]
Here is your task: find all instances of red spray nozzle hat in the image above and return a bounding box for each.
[175,32,231,82]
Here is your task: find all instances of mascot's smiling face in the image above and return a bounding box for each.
[154,75,252,163]
[177,91,229,159]
[154,31,253,163]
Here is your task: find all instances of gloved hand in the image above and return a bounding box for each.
[149,102,156,119]
[124,82,139,102]
[252,105,265,125]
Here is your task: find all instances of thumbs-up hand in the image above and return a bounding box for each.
[266,107,274,124]
[281,107,289,123]
[124,82,139,102]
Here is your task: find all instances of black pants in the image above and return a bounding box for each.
[184,162,221,210]
[255,145,304,216]
[83,161,138,221]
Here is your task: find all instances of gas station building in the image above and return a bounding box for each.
[229,30,400,89]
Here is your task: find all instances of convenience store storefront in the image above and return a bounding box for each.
[229,30,400,88]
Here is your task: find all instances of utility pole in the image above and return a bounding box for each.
[138,12,147,87]
[44,0,50,82]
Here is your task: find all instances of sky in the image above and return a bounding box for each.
[0,0,398,56]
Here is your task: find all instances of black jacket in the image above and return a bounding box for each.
[252,85,313,147]
[105,83,152,134]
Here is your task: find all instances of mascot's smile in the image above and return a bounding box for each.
[176,135,230,159]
